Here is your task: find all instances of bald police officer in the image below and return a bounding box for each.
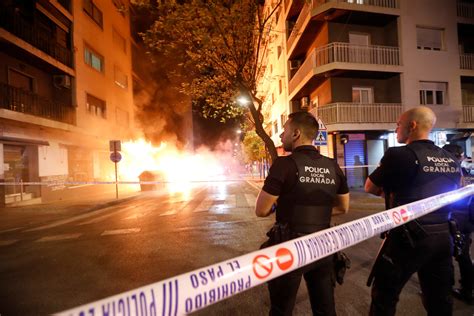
[256,111,349,316]
[365,106,462,315]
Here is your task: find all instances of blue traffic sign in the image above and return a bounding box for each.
[110,152,122,163]
[313,131,328,146]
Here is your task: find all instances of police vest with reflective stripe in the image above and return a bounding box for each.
[393,141,461,224]
[276,152,340,234]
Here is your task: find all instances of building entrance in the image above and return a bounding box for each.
[3,144,39,204]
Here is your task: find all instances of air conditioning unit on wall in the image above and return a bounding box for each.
[53,75,71,89]
[300,96,310,109]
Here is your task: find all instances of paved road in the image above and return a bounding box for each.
[0,180,472,315]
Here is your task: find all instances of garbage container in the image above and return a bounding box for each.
[139,171,162,191]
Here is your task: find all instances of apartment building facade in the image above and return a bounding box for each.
[258,0,474,188]
[0,0,135,206]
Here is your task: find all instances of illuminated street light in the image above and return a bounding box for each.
[236,129,242,134]
[237,96,250,106]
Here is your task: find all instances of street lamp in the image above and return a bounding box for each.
[237,96,250,106]
[236,129,242,134]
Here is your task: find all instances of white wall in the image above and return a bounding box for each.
[38,142,68,176]
[367,140,385,174]
[399,0,462,128]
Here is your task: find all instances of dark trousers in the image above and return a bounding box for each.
[268,256,335,316]
[452,212,473,294]
[369,227,453,316]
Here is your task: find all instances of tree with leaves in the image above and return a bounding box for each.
[140,0,283,162]
[242,130,266,164]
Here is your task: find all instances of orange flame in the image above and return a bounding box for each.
[117,139,231,195]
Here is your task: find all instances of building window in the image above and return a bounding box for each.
[416,27,444,51]
[273,120,278,135]
[462,89,474,105]
[114,65,128,88]
[277,45,282,59]
[113,29,126,53]
[279,80,282,94]
[8,68,34,92]
[349,32,370,45]
[112,0,127,17]
[83,0,103,28]
[271,93,275,104]
[86,93,106,118]
[84,45,104,72]
[352,87,373,103]
[56,28,68,49]
[419,82,447,105]
[280,112,287,127]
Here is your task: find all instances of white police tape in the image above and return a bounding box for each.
[0,166,381,187]
[57,185,474,316]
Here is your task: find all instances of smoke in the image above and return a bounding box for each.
[132,46,193,150]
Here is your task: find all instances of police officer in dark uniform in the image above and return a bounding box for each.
[255,111,350,316]
[365,106,462,315]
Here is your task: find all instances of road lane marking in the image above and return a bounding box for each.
[225,194,236,208]
[36,233,82,242]
[101,228,141,236]
[160,210,178,216]
[0,227,24,234]
[159,187,209,216]
[77,205,141,225]
[246,180,262,191]
[244,193,256,207]
[0,240,19,246]
[193,198,214,213]
[25,203,137,232]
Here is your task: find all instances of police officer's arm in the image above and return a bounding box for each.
[255,190,278,217]
[365,178,383,196]
[365,149,395,197]
[332,193,350,215]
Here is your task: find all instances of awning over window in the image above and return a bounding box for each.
[0,136,49,146]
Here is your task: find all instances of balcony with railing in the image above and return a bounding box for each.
[315,102,402,125]
[0,8,72,67]
[286,0,399,54]
[0,83,76,125]
[457,1,474,19]
[286,3,311,53]
[463,105,474,123]
[289,42,400,94]
[460,53,474,70]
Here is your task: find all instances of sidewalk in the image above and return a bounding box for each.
[0,185,144,231]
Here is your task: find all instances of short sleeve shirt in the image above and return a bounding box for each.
[262,145,349,196]
[368,142,423,192]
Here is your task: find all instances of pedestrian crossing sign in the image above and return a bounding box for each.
[313,131,328,146]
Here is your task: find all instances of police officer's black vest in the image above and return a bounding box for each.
[276,151,339,234]
[392,141,461,224]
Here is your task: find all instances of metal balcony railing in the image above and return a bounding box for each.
[463,105,474,122]
[460,53,474,70]
[0,8,72,67]
[286,0,399,52]
[289,42,400,93]
[314,102,402,124]
[457,1,474,19]
[0,83,76,125]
